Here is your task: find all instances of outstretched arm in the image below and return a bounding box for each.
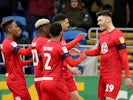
[13,45,32,56]
[85,46,101,56]
[64,52,86,67]
[65,33,87,50]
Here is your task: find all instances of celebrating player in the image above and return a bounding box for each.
[85,10,133,100]
[31,18,50,100]
[40,22,86,100]
[1,18,32,100]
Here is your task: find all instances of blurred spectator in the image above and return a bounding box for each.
[62,0,93,32]
[27,0,55,40]
[102,4,112,12]
[81,0,103,27]
[14,21,31,44]
[113,0,133,27]
[0,0,18,40]
[15,21,33,74]
[0,0,17,22]
[13,0,29,17]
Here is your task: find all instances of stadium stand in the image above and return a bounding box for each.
[2,15,27,31]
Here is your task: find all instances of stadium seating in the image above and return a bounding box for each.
[63,30,87,45]
[23,31,29,38]
[32,31,37,39]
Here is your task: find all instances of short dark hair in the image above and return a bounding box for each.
[15,21,23,30]
[54,13,68,22]
[96,10,112,18]
[1,18,13,32]
[50,23,62,37]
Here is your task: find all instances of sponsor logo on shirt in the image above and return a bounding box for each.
[101,42,108,54]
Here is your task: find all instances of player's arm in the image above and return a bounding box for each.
[13,45,32,56]
[19,60,32,66]
[118,43,133,90]
[117,43,130,78]
[115,33,133,90]
[65,33,86,50]
[62,52,86,67]
[85,45,100,56]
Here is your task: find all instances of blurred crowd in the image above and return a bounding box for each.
[0,0,133,43]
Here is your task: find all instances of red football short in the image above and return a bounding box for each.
[6,79,31,100]
[98,75,122,99]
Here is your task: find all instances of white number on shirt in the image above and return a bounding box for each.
[44,53,51,70]
[31,49,39,66]
[105,84,114,92]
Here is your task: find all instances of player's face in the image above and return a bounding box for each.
[97,15,107,31]
[43,23,50,38]
[10,22,21,38]
[61,18,70,32]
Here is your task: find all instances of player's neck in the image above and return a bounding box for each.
[6,33,14,40]
[51,37,61,42]
[106,24,115,33]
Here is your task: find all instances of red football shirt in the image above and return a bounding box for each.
[1,39,26,81]
[31,36,49,78]
[41,41,70,79]
[99,28,126,76]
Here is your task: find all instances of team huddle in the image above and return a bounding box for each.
[1,10,133,100]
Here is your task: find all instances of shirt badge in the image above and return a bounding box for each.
[119,37,125,44]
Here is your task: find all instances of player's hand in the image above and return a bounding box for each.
[79,52,86,59]
[69,48,81,56]
[67,65,81,76]
[125,78,133,90]
[71,67,81,76]
[73,43,80,48]
[77,33,87,38]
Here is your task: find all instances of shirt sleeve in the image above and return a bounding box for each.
[114,30,130,78]
[113,30,126,45]
[60,45,84,67]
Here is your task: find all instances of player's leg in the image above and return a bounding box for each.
[106,97,115,100]
[69,91,80,100]
[65,77,80,100]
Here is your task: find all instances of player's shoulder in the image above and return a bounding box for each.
[2,39,17,47]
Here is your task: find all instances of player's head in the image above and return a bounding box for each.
[1,18,14,32]
[96,10,112,31]
[1,18,20,38]
[35,18,50,38]
[15,21,23,37]
[54,13,70,32]
[50,23,63,39]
